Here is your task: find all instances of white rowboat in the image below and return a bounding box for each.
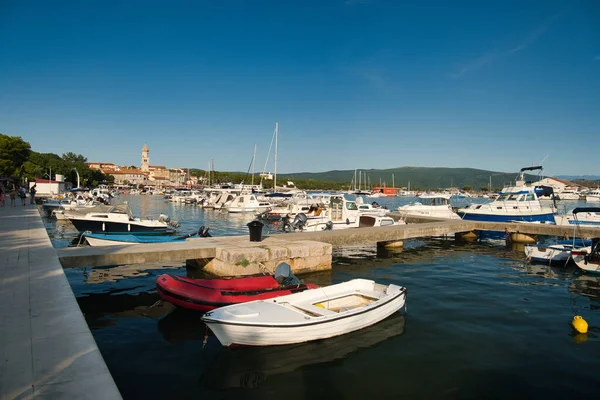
[202,278,407,347]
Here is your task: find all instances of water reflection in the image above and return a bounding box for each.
[157,308,207,344]
[198,313,406,390]
[570,274,600,305]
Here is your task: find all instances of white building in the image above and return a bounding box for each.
[31,175,72,196]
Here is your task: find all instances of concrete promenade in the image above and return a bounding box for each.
[0,205,121,399]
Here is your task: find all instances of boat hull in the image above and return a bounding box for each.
[572,247,600,274]
[203,286,406,347]
[156,274,317,312]
[69,218,171,234]
[458,212,556,224]
[84,233,183,246]
[525,244,573,264]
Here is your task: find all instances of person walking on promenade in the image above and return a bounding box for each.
[29,184,37,204]
[9,186,17,207]
[0,186,5,207]
[18,185,26,206]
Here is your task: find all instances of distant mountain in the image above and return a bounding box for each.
[276,166,540,190]
[556,175,600,181]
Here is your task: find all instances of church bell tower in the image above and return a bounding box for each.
[141,144,149,172]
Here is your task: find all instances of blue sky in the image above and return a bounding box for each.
[1,0,598,176]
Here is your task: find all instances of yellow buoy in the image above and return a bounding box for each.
[571,315,588,334]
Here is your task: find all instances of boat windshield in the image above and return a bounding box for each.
[108,204,133,218]
[422,197,449,206]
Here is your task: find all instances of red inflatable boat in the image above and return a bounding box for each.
[156,273,318,312]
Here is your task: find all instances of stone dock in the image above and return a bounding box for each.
[57,217,600,273]
[0,206,121,399]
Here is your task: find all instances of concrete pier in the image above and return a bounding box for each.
[0,206,121,400]
[57,219,600,272]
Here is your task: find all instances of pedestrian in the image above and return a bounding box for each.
[18,186,26,206]
[29,184,37,204]
[9,186,16,207]
[0,186,5,207]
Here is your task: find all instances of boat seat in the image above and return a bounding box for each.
[290,301,337,317]
[354,288,385,300]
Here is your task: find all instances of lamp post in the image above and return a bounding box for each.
[71,168,80,189]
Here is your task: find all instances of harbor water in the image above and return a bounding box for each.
[45,195,600,399]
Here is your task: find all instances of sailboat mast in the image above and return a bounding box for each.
[358,171,361,192]
[392,173,395,189]
[252,144,256,186]
[274,122,278,192]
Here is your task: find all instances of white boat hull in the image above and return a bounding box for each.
[525,244,573,264]
[203,280,406,347]
[573,247,600,273]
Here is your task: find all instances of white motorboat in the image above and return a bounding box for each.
[397,193,460,220]
[572,240,600,274]
[66,203,179,233]
[457,166,556,239]
[284,195,401,232]
[524,239,592,265]
[554,207,600,227]
[202,278,407,347]
[226,194,273,213]
[586,189,600,203]
[355,196,389,217]
[557,187,582,201]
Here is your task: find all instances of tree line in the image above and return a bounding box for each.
[0,133,113,187]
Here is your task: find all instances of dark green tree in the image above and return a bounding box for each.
[0,134,31,177]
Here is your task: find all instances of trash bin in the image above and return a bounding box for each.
[247,220,264,242]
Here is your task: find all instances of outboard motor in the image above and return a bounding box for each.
[325,221,334,230]
[290,213,308,231]
[199,225,212,238]
[274,262,300,286]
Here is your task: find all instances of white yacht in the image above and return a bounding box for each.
[586,189,600,203]
[226,194,273,213]
[284,195,400,231]
[66,203,178,233]
[397,193,461,220]
[457,166,556,224]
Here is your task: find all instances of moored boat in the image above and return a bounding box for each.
[82,226,211,246]
[572,239,600,274]
[156,263,318,312]
[66,203,179,234]
[202,278,407,347]
[524,239,592,265]
[396,193,460,220]
[457,166,556,239]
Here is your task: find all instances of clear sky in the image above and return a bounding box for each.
[1,0,599,176]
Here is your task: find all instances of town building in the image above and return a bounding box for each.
[87,144,190,188]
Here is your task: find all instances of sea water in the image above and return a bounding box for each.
[45,195,600,399]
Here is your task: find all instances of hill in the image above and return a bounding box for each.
[276,166,536,191]
[557,175,600,181]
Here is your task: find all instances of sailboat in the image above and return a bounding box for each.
[263,122,303,199]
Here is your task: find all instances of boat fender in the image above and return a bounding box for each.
[572,315,588,334]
